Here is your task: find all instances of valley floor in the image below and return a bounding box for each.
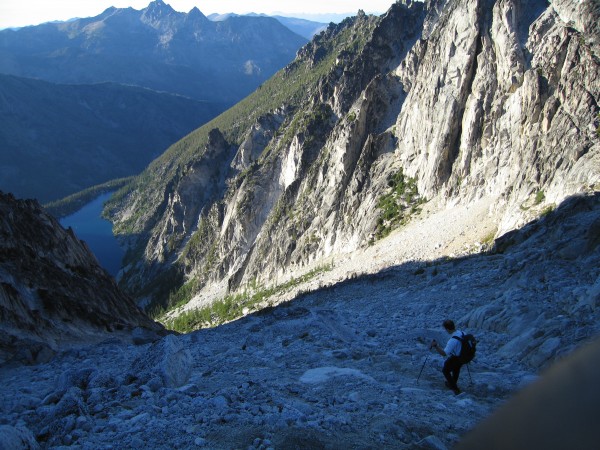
[1,193,600,449]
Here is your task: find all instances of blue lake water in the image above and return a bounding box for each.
[60,193,124,276]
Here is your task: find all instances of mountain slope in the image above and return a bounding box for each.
[0,0,307,104]
[0,74,224,203]
[1,192,599,447]
[106,0,599,319]
[0,192,164,365]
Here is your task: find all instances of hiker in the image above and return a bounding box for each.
[431,319,464,394]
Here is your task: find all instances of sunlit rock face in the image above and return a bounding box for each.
[110,0,599,312]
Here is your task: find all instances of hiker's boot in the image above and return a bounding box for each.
[445,381,460,394]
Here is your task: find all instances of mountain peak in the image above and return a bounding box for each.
[142,0,176,17]
[140,0,178,28]
[188,6,209,22]
[148,0,169,8]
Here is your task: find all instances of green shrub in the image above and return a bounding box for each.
[375,168,422,239]
[163,261,335,333]
[534,190,545,205]
[482,230,497,246]
[540,205,555,217]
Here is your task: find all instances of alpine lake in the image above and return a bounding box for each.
[60,193,124,277]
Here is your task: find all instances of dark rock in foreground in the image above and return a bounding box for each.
[0,192,164,365]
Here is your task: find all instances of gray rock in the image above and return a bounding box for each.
[130,334,192,388]
[131,327,161,345]
[194,437,208,447]
[0,425,40,450]
[210,395,229,410]
[576,278,600,312]
[58,368,94,392]
[88,371,119,390]
[146,376,164,392]
[53,388,89,418]
[498,329,538,361]
[1,3,600,450]
[419,435,448,450]
[529,337,561,368]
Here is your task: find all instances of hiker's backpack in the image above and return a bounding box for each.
[453,332,477,364]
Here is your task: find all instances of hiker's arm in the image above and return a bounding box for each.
[430,340,447,357]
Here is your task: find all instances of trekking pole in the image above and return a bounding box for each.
[416,354,430,384]
[466,363,473,385]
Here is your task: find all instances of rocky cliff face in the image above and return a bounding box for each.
[0,192,163,365]
[108,0,599,318]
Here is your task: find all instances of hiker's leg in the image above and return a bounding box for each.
[453,362,462,386]
[442,358,457,388]
[443,357,462,391]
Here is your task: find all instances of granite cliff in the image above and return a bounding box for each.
[106,0,599,322]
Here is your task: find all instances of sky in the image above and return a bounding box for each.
[0,0,397,29]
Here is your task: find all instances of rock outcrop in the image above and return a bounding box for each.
[0,192,164,365]
[108,0,600,318]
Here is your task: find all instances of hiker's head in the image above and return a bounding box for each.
[443,319,456,333]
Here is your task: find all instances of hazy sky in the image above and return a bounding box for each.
[0,0,396,29]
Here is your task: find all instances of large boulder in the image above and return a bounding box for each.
[129,334,193,388]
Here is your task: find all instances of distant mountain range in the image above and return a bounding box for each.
[0,0,307,104]
[0,0,309,202]
[207,13,328,39]
[0,73,224,203]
